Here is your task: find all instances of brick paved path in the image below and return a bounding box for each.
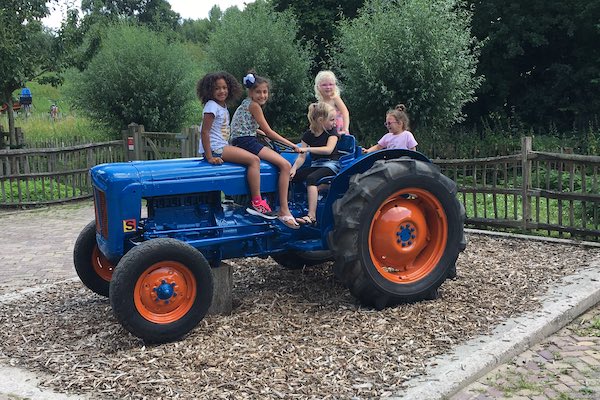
[451,304,600,400]
[0,200,95,294]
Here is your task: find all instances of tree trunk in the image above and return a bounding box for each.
[7,97,16,148]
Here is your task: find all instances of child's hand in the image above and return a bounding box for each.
[294,145,302,153]
[299,146,309,153]
[207,156,224,165]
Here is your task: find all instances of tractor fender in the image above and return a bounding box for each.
[319,149,431,249]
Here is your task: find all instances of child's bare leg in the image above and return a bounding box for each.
[257,148,292,215]
[222,146,261,199]
[307,185,318,219]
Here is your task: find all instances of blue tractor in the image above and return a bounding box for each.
[74,135,466,343]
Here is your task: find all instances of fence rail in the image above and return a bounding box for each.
[1,133,598,241]
[435,137,600,240]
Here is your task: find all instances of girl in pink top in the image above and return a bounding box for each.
[314,70,350,134]
[364,104,418,153]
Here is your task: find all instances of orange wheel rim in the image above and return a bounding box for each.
[368,188,448,284]
[134,261,197,324]
[92,245,114,282]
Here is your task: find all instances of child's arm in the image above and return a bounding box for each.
[303,136,339,156]
[249,101,299,151]
[290,141,308,179]
[364,143,383,153]
[334,97,350,134]
[200,113,223,164]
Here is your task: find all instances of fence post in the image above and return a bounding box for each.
[521,136,532,231]
[124,123,144,161]
[191,125,200,157]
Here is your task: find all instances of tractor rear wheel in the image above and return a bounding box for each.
[73,220,114,297]
[109,238,213,343]
[271,250,333,270]
[331,159,466,309]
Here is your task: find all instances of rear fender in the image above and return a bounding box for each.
[319,149,431,248]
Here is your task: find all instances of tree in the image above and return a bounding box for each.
[271,0,364,70]
[465,1,600,131]
[335,0,481,141]
[0,0,56,147]
[179,6,223,45]
[203,1,314,131]
[66,24,197,132]
[61,0,181,71]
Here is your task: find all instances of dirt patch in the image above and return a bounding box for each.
[0,233,598,399]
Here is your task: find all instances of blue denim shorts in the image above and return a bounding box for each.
[231,136,265,155]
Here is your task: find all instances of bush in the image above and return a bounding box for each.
[335,0,482,143]
[65,24,198,132]
[203,1,314,132]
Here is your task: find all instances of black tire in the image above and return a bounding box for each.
[109,238,214,343]
[271,250,334,270]
[331,159,466,309]
[73,220,113,297]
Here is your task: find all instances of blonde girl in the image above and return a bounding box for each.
[314,70,350,134]
[230,71,301,229]
[290,102,340,225]
[365,104,418,153]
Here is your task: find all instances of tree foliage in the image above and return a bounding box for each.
[203,1,314,131]
[0,0,58,145]
[66,24,197,132]
[178,6,223,45]
[271,0,363,70]
[335,0,481,140]
[61,0,181,71]
[466,1,600,131]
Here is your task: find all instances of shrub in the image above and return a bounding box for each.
[203,1,314,132]
[335,0,482,143]
[65,24,198,132]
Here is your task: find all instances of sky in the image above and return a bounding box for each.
[43,0,253,29]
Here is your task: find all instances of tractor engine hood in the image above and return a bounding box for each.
[91,157,288,197]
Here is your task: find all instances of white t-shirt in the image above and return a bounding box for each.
[198,100,230,155]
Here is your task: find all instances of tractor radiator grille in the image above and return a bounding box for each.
[94,188,108,238]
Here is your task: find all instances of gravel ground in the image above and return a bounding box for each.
[0,233,598,399]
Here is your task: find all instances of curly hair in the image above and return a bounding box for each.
[386,104,411,131]
[196,71,242,105]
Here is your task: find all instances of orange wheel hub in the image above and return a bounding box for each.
[134,261,197,324]
[368,188,448,284]
[92,246,114,282]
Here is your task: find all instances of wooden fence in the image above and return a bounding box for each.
[1,133,598,241]
[435,137,600,240]
[0,141,124,206]
[123,123,200,161]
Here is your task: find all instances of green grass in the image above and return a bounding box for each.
[5,81,117,146]
[0,178,86,204]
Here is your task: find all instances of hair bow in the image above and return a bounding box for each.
[243,73,256,88]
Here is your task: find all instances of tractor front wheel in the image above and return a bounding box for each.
[331,159,466,309]
[73,220,114,297]
[109,238,213,343]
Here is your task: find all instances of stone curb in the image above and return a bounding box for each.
[392,263,600,400]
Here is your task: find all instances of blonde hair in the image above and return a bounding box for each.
[386,104,411,131]
[314,70,341,101]
[307,102,335,133]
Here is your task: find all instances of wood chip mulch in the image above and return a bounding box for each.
[0,233,598,399]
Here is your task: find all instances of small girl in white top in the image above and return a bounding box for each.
[364,104,418,153]
[197,71,273,219]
